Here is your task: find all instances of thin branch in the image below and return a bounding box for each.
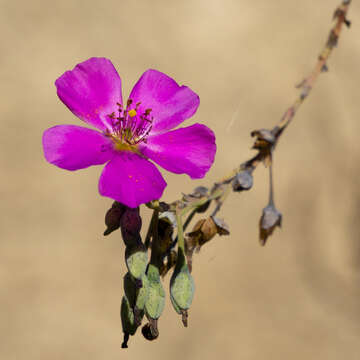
[150,0,351,219]
[268,162,274,206]
[274,0,351,136]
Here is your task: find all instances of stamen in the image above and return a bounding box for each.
[128,109,137,118]
[106,99,153,147]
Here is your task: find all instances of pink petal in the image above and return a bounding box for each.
[139,123,216,179]
[42,125,115,171]
[98,152,167,208]
[129,69,199,134]
[55,57,122,131]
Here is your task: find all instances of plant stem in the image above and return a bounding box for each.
[144,209,157,249]
[268,163,274,206]
[175,211,185,252]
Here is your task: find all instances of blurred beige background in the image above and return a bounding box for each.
[1,0,360,359]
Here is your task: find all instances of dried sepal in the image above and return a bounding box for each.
[192,186,209,197]
[259,204,282,246]
[187,216,229,246]
[251,129,276,147]
[333,6,351,27]
[182,186,209,201]
[251,129,275,166]
[159,211,177,227]
[232,169,254,192]
[181,186,211,213]
[212,216,230,236]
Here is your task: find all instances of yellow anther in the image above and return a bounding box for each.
[128,109,137,117]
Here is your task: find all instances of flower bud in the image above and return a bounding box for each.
[123,272,149,326]
[144,264,165,321]
[120,207,142,245]
[170,251,195,327]
[104,201,126,236]
[125,242,148,282]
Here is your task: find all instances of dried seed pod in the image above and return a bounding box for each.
[192,186,209,197]
[212,216,230,236]
[120,295,138,348]
[187,216,229,248]
[251,129,276,147]
[144,264,165,321]
[259,204,282,246]
[182,186,210,213]
[251,129,275,166]
[232,170,253,192]
[185,217,229,272]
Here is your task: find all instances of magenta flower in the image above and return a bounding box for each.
[43,58,216,208]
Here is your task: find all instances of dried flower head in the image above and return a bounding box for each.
[186,216,229,271]
[251,128,276,166]
[232,169,254,192]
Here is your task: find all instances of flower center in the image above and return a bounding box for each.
[105,99,153,150]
